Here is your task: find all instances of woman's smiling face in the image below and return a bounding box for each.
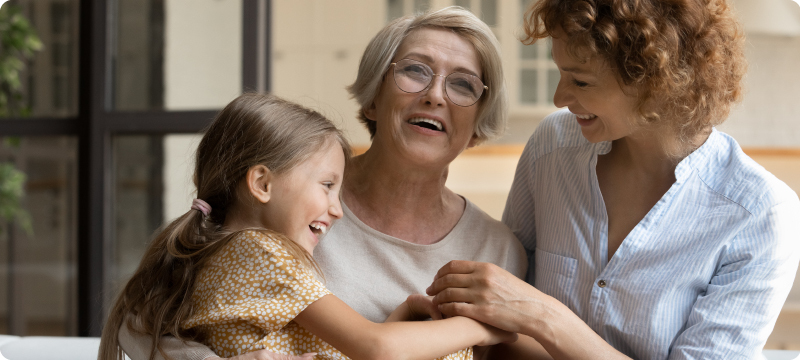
[551,36,641,143]
[364,27,482,168]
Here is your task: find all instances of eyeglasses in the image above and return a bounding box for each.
[390,58,488,107]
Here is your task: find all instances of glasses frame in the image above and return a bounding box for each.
[390,59,488,107]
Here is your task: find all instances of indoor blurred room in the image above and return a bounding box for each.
[0,0,798,351]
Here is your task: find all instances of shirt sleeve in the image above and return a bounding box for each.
[668,199,800,360]
[183,232,332,335]
[502,140,538,283]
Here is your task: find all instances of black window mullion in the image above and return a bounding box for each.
[72,0,268,337]
[105,111,218,133]
[243,0,271,93]
[77,0,109,337]
[0,118,80,136]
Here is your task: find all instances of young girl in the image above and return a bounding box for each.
[98,93,514,360]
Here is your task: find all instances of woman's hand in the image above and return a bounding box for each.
[206,350,316,360]
[428,261,633,360]
[426,260,551,334]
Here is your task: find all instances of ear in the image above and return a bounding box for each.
[363,102,377,121]
[246,165,273,204]
[467,133,481,149]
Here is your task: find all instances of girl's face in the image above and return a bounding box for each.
[365,27,482,168]
[551,36,640,143]
[261,140,346,254]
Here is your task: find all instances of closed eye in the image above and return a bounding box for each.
[572,79,589,88]
[323,181,335,189]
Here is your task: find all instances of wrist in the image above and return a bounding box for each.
[521,295,566,346]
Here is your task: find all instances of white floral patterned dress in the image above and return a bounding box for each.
[183,230,472,360]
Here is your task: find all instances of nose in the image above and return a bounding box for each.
[329,195,343,220]
[552,74,574,108]
[422,74,447,106]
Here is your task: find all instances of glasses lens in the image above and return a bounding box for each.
[392,58,486,106]
[446,73,484,106]
[394,59,432,93]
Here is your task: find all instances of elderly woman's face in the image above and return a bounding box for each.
[551,36,640,143]
[365,28,482,167]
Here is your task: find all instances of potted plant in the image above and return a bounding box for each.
[0,1,42,233]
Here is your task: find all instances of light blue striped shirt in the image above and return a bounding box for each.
[503,110,800,360]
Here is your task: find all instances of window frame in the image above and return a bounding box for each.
[0,0,271,336]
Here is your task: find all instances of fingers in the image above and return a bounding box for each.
[431,286,477,307]
[503,332,520,344]
[426,272,476,296]
[405,294,443,320]
[432,260,480,281]
[437,301,493,326]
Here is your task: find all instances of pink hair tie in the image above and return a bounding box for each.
[191,199,212,217]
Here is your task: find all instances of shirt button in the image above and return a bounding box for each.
[597,280,607,288]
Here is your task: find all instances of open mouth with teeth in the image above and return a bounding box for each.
[575,113,597,120]
[309,222,327,237]
[408,117,444,132]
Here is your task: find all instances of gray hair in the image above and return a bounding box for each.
[347,6,508,144]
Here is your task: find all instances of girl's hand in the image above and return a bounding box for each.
[477,322,519,347]
[426,260,550,334]
[207,350,317,360]
[405,294,443,320]
[385,294,443,322]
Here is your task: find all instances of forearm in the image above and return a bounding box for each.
[365,316,490,360]
[485,335,552,360]
[384,301,411,323]
[520,298,631,360]
[296,296,492,360]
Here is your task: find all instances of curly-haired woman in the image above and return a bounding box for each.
[427,1,800,359]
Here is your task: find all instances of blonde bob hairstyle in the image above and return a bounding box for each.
[347,6,507,145]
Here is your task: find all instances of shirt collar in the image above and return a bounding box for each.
[674,128,724,182]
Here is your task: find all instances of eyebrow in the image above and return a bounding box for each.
[559,66,593,75]
[401,52,482,78]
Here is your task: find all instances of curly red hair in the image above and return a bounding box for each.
[524,0,746,146]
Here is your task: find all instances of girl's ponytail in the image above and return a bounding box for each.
[98,206,226,360]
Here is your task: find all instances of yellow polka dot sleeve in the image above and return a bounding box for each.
[183,230,473,360]
[183,230,344,358]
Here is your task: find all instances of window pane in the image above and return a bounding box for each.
[387,0,403,22]
[455,0,470,10]
[0,1,79,119]
[520,42,537,59]
[481,0,497,27]
[109,134,200,301]
[520,69,538,104]
[0,136,78,335]
[547,68,560,105]
[414,0,429,13]
[110,0,242,112]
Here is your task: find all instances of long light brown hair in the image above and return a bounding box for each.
[98,93,350,360]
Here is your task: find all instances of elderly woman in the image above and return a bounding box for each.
[427,0,800,359]
[117,6,526,360]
